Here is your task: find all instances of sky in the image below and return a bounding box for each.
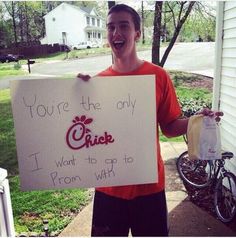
[117,0,217,9]
[115,1,217,15]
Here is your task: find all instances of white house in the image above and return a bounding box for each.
[213,1,236,173]
[40,3,105,48]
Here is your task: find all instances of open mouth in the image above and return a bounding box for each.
[113,40,125,50]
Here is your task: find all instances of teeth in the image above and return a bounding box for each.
[114,40,124,44]
[113,40,125,50]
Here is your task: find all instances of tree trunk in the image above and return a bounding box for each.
[152,1,163,66]
[18,2,24,43]
[108,1,115,64]
[24,2,30,43]
[11,1,17,45]
[141,1,145,44]
[163,2,167,42]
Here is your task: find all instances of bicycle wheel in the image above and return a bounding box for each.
[176,151,212,188]
[214,172,236,223]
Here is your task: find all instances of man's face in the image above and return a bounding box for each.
[106,11,140,59]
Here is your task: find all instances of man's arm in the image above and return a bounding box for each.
[161,109,223,138]
[161,117,189,138]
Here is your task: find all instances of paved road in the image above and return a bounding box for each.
[0,42,214,89]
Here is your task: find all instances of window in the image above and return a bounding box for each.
[62,32,67,45]
[86,16,90,25]
[97,19,100,27]
[98,33,101,39]
[92,18,95,26]
[87,32,91,40]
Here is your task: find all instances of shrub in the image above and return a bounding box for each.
[14,62,21,70]
[179,97,212,117]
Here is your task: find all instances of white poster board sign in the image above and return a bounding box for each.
[10,75,157,191]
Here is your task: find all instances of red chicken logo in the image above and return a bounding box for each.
[66,115,115,150]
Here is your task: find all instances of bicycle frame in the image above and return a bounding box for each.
[209,160,226,186]
[176,136,236,223]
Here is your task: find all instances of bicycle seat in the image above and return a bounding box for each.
[221,151,234,159]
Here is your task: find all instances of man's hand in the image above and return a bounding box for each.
[196,108,224,122]
[77,73,91,81]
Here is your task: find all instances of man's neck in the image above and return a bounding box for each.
[112,55,143,73]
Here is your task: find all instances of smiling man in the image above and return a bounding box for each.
[77,3,219,237]
[89,4,184,236]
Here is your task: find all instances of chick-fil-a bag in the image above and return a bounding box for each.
[187,115,221,160]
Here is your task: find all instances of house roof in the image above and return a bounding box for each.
[80,6,93,14]
[69,4,94,14]
[44,2,100,18]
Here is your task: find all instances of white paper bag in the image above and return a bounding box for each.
[187,115,221,160]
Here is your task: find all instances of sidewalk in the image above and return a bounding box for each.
[59,142,236,237]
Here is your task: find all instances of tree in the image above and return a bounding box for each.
[136,1,155,45]
[152,1,196,66]
[181,2,216,42]
[0,4,10,48]
[1,1,47,46]
[152,1,163,65]
[3,1,18,45]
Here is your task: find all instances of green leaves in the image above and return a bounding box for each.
[169,70,213,118]
[177,87,212,118]
[179,97,212,117]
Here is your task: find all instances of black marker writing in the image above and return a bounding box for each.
[116,94,136,115]
[85,156,97,164]
[50,171,81,186]
[80,96,101,111]
[95,167,115,181]
[124,155,134,163]
[23,95,69,118]
[55,155,76,168]
[28,152,43,172]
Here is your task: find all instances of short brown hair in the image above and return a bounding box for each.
[108,4,141,31]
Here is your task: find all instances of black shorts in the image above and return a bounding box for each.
[91,190,168,236]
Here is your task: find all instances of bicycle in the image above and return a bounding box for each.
[177,148,236,223]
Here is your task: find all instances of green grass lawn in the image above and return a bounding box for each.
[0,89,18,174]
[10,176,90,236]
[0,62,27,78]
[0,69,212,235]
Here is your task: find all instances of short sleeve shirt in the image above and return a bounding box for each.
[96,61,181,199]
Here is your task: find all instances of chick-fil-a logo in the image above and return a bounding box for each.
[66,115,115,150]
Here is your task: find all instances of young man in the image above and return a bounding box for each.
[78,4,221,236]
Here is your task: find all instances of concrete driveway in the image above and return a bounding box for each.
[0,42,214,90]
[31,42,215,77]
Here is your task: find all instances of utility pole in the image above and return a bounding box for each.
[141,1,145,44]
[108,1,115,64]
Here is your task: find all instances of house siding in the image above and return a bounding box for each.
[44,3,86,46]
[215,1,236,172]
[41,3,104,47]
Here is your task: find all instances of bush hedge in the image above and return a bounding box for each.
[178,97,212,118]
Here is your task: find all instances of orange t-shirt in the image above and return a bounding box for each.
[96,61,181,199]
